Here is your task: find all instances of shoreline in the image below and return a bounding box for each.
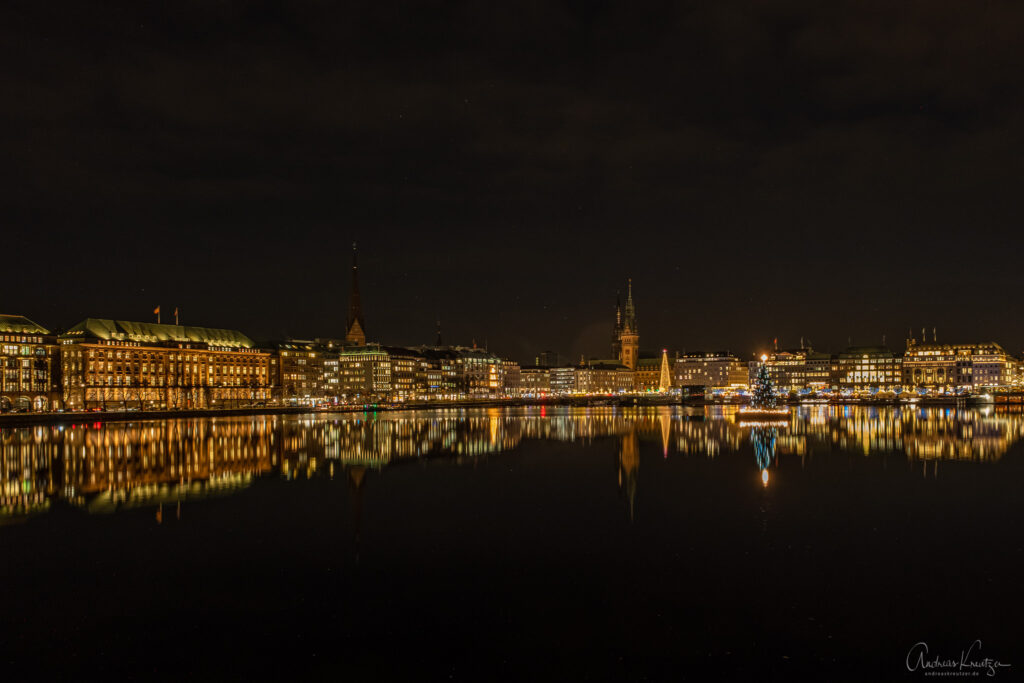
[1,395,1023,427]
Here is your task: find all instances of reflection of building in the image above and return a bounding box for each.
[2,405,1021,525]
[60,318,271,410]
[0,417,277,519]
[618,430,639,521]
[1,314,62,412]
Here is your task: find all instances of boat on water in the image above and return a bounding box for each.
[735,405,790,417]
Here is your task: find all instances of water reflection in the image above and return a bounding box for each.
[1,405,1022,524]
[751,427,778,486]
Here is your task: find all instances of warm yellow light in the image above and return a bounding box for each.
[761,469,769,486]
[760,354,768,362]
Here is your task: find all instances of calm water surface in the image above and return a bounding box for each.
[2,406,1022,680]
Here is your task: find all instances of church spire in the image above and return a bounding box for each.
[611,291,623,358]
[617,277,639,370]
[624,278,637,333]
[345,242,366,345]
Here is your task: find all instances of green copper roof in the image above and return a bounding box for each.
[0,314,49,335]
[61,318,254,348]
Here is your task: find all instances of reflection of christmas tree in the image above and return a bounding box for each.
[751,363,777,409]
[751,426,777,472]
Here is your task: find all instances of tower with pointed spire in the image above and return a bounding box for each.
[345,242,366,345]
[615,279,639,370]
[611,292,623,359]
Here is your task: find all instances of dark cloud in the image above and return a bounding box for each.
[3,0,1023,360]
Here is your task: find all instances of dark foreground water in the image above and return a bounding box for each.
[1,406,1021,681]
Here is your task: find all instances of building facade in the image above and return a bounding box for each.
[549,366,576,395]
[576,362,634,394]
[903,340,1017,391]
[520,366,551,396]
[60,319,270,410]
[0,314,62,412]
[831,346,903,391]
[675,352,748,390]
[269,341,336,405]
[613,280,639,371]
[337,345,392,401]
[759,348,832,392]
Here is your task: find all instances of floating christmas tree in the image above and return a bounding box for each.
[750,359,777,410]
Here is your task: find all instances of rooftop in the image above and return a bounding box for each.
[0,314,49,335]
[61,318,255,348]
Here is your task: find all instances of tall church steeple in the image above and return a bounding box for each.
[345,242,366,345]
[623,278,637,334]
[616,278,639,370]
[611,291,623,359]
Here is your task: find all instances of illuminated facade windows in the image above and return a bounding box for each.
[60,318,270,410]
[0,314,61,412]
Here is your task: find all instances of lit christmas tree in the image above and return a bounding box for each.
[751,360,777,410]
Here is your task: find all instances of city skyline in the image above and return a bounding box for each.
[3,263,1021,367]
[6,2,1024,362]
[4,3,1022,677]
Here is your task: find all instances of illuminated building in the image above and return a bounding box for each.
[501,360,521,398]
[675,352,748,391]
[457,347,503,399]
[414,353,444,399]
[337,345,391,401]
[60,318,270,410]
[757,347,832,392]
[903,337,1017,391]
[613,279,639,370]
[634,357,664,391]
[411,347,461,399]
[576,361,634,394]
[268,340,336,405]
[382,346,418,401]
[520,366,551,396]
[549,366,576,395]
[831,346,903,391]
[0,314,62,412]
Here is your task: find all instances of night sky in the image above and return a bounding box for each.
[5,1,1023,363]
